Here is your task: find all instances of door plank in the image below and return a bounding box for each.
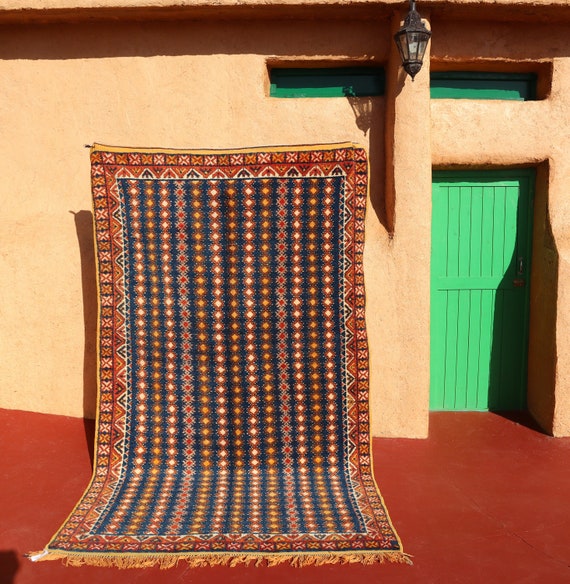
[465,289,482,410]
[443,290,460,409]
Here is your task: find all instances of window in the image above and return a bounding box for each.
[430,72,537,101]
[269,67,385,98]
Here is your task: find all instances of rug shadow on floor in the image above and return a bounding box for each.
[83,417,96,469]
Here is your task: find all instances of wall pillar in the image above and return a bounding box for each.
[370,9,431,437]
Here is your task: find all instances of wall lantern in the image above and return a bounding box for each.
[394,0,431,80]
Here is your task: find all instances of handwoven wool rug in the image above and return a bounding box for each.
[31,143,407,568]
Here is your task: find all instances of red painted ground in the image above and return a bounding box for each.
[1,409,569,583]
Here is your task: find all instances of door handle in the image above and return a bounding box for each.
[517,256,524,275]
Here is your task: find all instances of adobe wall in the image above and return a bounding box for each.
[0,1,568,437]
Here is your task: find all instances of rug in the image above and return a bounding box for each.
[30,143,407,568]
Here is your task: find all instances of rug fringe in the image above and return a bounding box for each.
[27,549,412,569]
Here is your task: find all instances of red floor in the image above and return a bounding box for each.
[1,408,569,584]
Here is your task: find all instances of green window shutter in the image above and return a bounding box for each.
[269,67,385,98]
[430,72,537,101]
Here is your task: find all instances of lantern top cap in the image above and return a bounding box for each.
[402,1,431,34]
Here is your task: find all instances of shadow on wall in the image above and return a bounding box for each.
[482,168,558,432]
[526,164,558,433]
[72,211,98,422]
[2,17,570,63]
[0,550,19,584]
[345,95,389,232]
[0,19,394,61]
[489,174,535,413]
[72,210,98,467]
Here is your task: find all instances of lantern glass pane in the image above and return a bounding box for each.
[395,32,409,60]
[417,37,428,60]
[408,32,420,60]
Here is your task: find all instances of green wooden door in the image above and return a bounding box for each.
[430,170,535,411]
